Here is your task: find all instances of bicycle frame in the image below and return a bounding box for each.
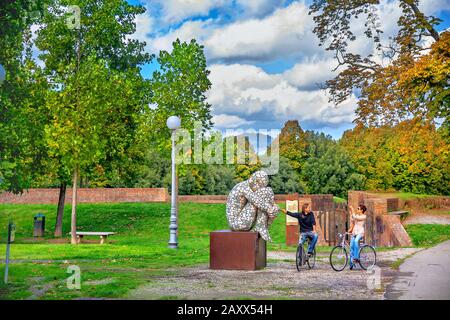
[337,232,351,250]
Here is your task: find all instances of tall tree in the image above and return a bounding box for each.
[303,135,366,198]
[340,124,395,190]
[340,118,449,194]
[0,0,49,194]
[398,31,450,139]
[36,0,151,244]
[145,39,213,152]
[309,0,446,127]
[270,157,306,195]
[278,120,308,172]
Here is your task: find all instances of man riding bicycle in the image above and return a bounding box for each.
[281,203,318,256]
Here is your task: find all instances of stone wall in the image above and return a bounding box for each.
[348,191,412,247]
[0,188,169,204]
[283,194,335,246]
[178,195,228,203]
[177,193,335,205]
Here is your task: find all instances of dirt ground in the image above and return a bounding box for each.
[403,208,450,225]
[127,248,422,300]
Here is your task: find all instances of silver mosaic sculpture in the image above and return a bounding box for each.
[226,171,279,242]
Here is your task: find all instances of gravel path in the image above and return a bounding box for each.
[404,215,450,225]
[127,248,422,300]
[403,207,450,225]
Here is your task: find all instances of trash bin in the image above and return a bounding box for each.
[33,213,45,237]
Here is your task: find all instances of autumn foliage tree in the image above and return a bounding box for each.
[309,0,447,127]
[398,31,450,138]
[340,119,449,194]
[278,120,308,172]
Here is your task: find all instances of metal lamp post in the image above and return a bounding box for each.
[0,64,5,84]
[167,115,181,249]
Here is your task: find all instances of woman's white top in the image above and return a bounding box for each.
[351,213,366,236]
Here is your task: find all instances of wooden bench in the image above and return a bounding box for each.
[75,232,116,244]
[388,210,409,217]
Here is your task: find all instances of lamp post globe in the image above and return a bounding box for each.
[166,115,181,130]
[0,64,5,84]
[167,115,181,249]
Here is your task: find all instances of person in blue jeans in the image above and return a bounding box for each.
[348,204,367,269]
[281,203,318,256]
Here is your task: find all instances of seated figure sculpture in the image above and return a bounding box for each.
[226,171,279,242]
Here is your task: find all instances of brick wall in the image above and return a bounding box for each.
[177,193,334,205]
[178,195,227,203]
[0,188,169,204]
[348,191,412,247]
[0,189,336,206]
[386,198,399,212]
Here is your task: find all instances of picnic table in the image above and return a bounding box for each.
[75,231,116,244]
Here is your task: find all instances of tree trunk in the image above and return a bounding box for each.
[404,0,440,41]
[54,181,67,237]
[70,167,78,245]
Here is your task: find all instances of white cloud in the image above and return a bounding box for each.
[212,114,255,128]
[128,9,154,47]
[135,0,449,137]
[147,0,226,25]
[150,19,215,54]
[282,57,337,90]
[235,0,288,18]
[204,1,321,62]
[419,0,450,15]
[207,64,357,128]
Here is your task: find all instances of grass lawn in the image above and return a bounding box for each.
[0,201,293,299]
[368,192,444,201]
[333,196,347,203]
[405,224,450,247]
[0,202,228,299]
[0,202,449,299]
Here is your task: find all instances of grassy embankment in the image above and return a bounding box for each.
[0,201,448,299]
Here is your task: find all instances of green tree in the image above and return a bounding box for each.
[36,0,151,244]
[340,124,395,190]
[0,0,49,194]
[270,157,306,194]
[145,39,213,152]
[303,133,365,198]
[278,120,308,172]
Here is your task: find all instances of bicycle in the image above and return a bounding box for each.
[296,234,316,271]
[329,232,376,271]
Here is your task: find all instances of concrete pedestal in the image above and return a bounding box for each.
[210,230,266,270]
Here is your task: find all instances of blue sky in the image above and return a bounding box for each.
[128,0,450,139]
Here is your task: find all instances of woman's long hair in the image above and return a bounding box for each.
[301,203,310,213]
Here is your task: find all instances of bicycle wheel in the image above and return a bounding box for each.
[329,245,348,271]
[358,245,376,270]
[307,248,316,269]
[296,244,305,271]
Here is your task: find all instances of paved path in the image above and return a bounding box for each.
[385,240,450,300]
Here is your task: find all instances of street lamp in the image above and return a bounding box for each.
[167,115,181,249]
[0,64,5,84]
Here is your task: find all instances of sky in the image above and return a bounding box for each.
[127,0,450,139]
